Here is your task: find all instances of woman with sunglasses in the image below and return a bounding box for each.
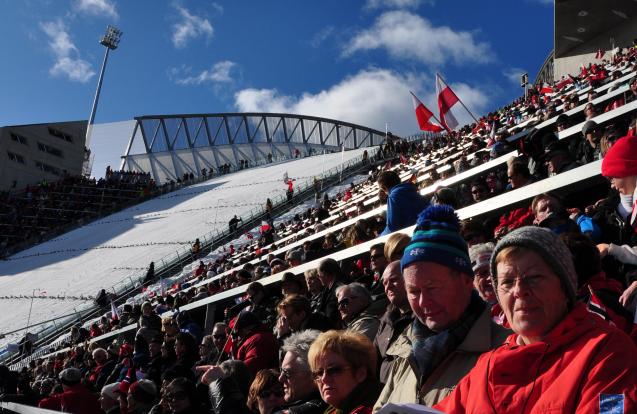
[308,330,381,414]
[247,369,286,414]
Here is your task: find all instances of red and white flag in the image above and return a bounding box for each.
[595,48,605,60]
[436,74,459,131]
[539,82,553,95]
[410,92,443,132]
[110,300,119,321]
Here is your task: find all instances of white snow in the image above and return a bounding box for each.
[0,149,368,353]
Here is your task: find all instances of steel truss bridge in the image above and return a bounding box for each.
[120,113,388,184]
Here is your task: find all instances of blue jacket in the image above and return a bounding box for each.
[381,183,428,236]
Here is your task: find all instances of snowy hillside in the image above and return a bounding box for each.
[0,149,368,351]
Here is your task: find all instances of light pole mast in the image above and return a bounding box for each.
[83,25,123,177]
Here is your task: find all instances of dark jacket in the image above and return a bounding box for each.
[324,379,383,414]
[208,376,251,414]
[273,392,326,414]
[381,183,428,236]
[317,280,344,326]
[374,305,413,384]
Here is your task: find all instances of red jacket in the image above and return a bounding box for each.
[233,327,279,376]
[435,303,637,414]
[38,383,101,413]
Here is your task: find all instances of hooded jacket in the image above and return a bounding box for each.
[434,303,637,414]
[381,183,428,236]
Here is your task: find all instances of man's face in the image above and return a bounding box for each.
[382,262,407,308]
[279,352,316,403]
[369,248,388,273]
[507,167,526,189]
[533,198,556,224]
[546,153,567,175]
[403,262,473,332]
[212,326,227,350]
[336,288,367,323]
[471,186,487,202]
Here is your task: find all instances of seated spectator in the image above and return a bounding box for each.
[247,370,285,414]
[375,205,509,409]
[374,261,413,384]
[435,226,637,413]
[584,102,598,119]
[335,283,380,341]
[163,377,205,414]
[285,249,304,268]
[38,367,101,413]
[506,161,533,190]
[232,311,279,376]
[543,140,581,176]
[200,360,251,414]
[124,379,158,414]
[316,258,346,325]
[383,233,410,262]
[469,179,489,203]
[275,294,333,339]
[197,334,220,366]
[367,243,388,295]
[171,332,198,381]
[377,170,428,236]
[98,382,121,414]
[304,269,324,313]
[264,332,322,414]
[227,282,279,328]
[308,330,382,414]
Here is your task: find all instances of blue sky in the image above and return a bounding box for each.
[0,0,553,137]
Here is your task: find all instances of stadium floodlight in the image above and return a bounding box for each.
[83,25,123,177]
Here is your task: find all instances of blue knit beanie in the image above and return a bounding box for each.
[400,205,473,276]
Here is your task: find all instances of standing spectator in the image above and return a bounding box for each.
[191,239,201,257]
[316,259,345,325]
[377,171,428,236]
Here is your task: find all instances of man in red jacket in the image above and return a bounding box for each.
[39,367,101,413]
[232,311,279,376]
[435,226,637,414]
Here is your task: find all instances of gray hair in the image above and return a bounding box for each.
[336,282,372,306]
[281,329,321,369]
[92,348,107,360]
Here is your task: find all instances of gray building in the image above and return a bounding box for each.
[0,121,87,192]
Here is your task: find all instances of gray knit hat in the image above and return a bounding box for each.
[490,226,577,304]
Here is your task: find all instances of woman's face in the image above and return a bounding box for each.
[313,351,365,408]
[496,250,568,345]
[166,388,191,414]
[306,276,322,294]
[610,175,637,196]
[256,385,285,414]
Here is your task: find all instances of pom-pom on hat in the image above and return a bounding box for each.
[400,205,473,276]
[601,135,637,178]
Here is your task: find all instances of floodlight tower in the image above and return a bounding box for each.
[83,25,123,176]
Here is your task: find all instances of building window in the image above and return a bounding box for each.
[37,142,64,158]
[10,133,28,145]
[7,151,25,164]
[47,127,74,143]
[35,161,61,176]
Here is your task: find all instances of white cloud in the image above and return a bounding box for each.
[73,0,118,19]
[40,20,95,83]
[502,67,527,85]
[234,68,489,135]
[343,11,493,66]
[310,26,334,48]
[171,5,214,48]
[364,0,430,9]
[174,60,237,85]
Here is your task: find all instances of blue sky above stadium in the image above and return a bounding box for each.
[0,0,553,136]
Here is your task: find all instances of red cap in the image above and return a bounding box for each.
[601,135,637,178]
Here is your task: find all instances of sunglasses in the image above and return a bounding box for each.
[370,253,385,260]
[258,389,284,399]
[337,296,358,308]
[312,365,351,381]
[164,391,188,402]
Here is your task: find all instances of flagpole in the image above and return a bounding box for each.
[436,73,479,124]
[409,91,445,126]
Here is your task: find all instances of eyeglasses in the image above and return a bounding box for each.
[370,254,385,260]
[337,296,358,308]
[164,391,188,402]
[312,365,351,382]
[258,389,284,399]
[471,188,484,195]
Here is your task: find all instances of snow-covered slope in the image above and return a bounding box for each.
[0,149,367,352]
